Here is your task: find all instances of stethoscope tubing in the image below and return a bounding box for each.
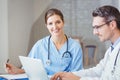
[47,35,72,65]
[111,48,120,75]
[48,35,70,60]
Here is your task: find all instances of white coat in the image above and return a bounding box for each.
[73,41,120,80]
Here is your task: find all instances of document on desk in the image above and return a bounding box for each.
[0,73,27,79]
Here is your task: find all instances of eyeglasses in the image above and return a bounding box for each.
[93,20,112,31]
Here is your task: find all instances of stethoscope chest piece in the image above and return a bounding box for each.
[62,51,72,58]
[46,59,51,65]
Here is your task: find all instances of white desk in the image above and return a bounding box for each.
[0,73,27,79]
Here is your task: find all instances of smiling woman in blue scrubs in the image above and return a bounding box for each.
[6,8,83,75]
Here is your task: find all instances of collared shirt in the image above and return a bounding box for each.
[28,36,83,75]
[111,37,120,52]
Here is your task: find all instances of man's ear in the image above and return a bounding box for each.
[110,20,117,30]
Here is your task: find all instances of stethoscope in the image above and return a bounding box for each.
[46,35,72,66]
[111,48,120,75]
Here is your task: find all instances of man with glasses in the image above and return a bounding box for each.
[50,5,120,80]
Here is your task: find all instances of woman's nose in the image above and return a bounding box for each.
[52,23,58,28]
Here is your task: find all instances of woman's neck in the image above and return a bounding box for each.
[51,34,67,50]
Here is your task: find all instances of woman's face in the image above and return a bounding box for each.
[46,14,64,37]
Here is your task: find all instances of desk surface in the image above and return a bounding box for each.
[0,77,28,80]
[0,73,28,80]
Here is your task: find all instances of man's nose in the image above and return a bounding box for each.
[93,29,98,35]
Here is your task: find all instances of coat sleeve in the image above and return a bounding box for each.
[72,51,110,80]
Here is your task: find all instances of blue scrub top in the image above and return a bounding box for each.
[28,36,83,75]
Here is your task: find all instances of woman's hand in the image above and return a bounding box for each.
[50,72,80,80]
[5,63,25,74]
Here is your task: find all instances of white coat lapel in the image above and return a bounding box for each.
[101,42,120,80]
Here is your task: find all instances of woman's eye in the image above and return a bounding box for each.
[56,21,61,24]
[48,22,52,25]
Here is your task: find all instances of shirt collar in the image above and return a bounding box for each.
[111,37,120,49]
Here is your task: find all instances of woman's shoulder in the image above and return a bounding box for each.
[68,37,81,47]
[35,36,50,45]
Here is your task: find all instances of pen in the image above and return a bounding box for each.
[5,59,10,70]
[6,59,9,63]
[5,59,10,72]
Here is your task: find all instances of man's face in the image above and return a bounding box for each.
[92,16,113,42]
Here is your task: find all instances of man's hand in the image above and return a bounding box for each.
[50,72,80,80]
